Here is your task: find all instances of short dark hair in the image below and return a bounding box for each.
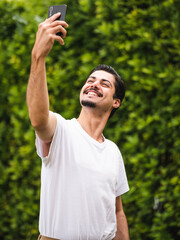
[89,64,125,118]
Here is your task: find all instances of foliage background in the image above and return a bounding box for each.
[0,0,179,239]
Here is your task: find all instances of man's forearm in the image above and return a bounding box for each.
[113,212,130,240]
[26,53,49,129]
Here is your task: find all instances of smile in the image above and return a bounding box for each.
[83,88,103,97]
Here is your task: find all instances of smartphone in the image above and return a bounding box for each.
[48,5,67,37]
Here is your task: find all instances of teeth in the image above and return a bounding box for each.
[87,92,98,96]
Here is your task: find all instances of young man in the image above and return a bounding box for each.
[27,13,130,240]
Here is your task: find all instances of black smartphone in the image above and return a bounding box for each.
[48,5,67,37]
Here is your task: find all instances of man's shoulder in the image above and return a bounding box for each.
[105,138,120,152]
[53,112,74,124]
[50,112,76,138]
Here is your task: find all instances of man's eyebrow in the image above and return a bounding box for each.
[88,76,113,87]
[101,79,113,87]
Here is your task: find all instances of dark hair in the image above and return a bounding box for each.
[89,64,125,118]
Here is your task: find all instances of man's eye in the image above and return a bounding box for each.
[87,80,93,83]
[102,83,109,87]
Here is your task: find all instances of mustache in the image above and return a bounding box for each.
[83,88,103,97]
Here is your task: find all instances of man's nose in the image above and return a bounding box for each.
[91,80,100,89]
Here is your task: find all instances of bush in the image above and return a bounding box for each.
[0,0,179,239]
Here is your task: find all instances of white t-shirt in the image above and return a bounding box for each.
[35,113,129,240]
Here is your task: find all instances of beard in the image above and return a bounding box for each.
[81,100,96,108]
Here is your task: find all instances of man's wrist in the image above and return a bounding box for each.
[31,47,46,63]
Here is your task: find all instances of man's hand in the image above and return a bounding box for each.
[32,12,69,59]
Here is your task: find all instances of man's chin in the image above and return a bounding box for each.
[81,100,96,108]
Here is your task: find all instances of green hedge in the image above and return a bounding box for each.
[0,0,179,239]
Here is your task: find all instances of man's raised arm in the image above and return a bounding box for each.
[26,13,68,142]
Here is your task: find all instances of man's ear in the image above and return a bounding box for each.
[113,99,121,109]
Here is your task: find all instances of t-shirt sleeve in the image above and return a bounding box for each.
[35,112,65,165]
[115,150,129,197]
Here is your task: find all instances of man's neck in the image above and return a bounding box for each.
[77,108,109,143]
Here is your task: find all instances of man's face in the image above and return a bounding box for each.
[80,70,120,114]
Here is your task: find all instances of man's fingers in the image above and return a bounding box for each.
[40,14,68,45]
[51,26,67,38]
[46,12,61,23]
[50,21,69,38]
[52,34,64,45]
[51,20,69,28]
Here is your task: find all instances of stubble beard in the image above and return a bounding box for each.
[81,100,96,108]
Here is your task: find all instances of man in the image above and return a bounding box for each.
[27,12,130,240]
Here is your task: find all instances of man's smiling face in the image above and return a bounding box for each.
[80,70,120,114]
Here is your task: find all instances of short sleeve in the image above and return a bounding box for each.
[35,112,65,165]
[115,151,129,196]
